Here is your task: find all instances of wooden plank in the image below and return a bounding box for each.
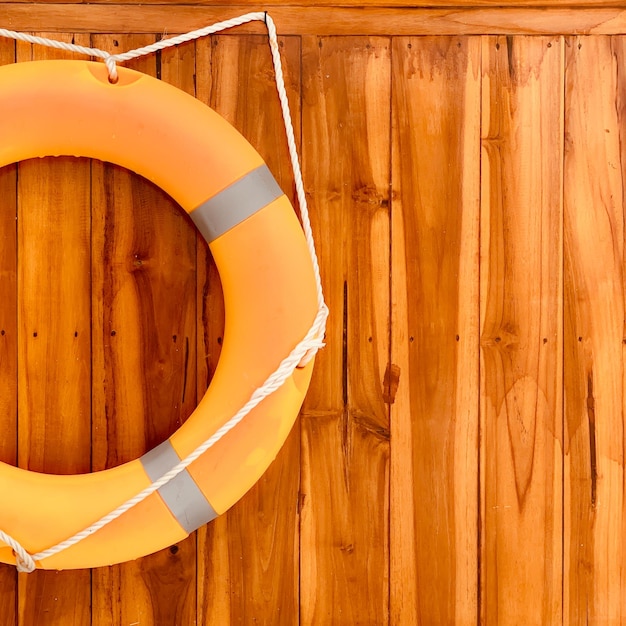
[390,36,480,626]
[195,34,302,625]
[0,36,17,626]
[192,35,232,626]
[4,6,626,36]
[14,33,92,626]
[6,0,626,6]
[480,35,563,625]
[90,34,198,626]
[300,36,390,625]
[563,34,626,625]
[9,35,93,626]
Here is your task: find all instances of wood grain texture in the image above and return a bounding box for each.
[3,8,626,624]
[6,0,626,6]
[195,34,302,625]
[90,34,198,626]
[5,6,626,36]
[390,36,481,626]
[563,35,626,626]
[192,34,232,626]
[0,36,17,626]
[14,34,92,626]
[300,36,391,625]
[480,35,564,626]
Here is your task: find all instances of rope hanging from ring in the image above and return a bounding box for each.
[0,12,328,573]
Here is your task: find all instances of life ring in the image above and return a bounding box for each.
[0,60,318,570]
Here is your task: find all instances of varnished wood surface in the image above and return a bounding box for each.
[391,35,480,626]
[196,34,302,625]
[1,4,626,624]
[5,6,626,36]
[14,34,93,626]
[481,35,564,625]
[5,0,626,5]
[300,36,390,625]
[0,36,17,626]
[564,35,626,625]
[89,34,199,626]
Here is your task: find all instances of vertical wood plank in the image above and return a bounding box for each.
[480,35,563,625]
[0,37,17,625]
[90,35,198,626]
[196,34,302,625]
[390,36,481,626]
[563,35,626,625]
[301,36,391,625]
[15,34,93,626]
[193,35,231,626]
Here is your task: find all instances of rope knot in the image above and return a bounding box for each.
[104,54,119,83]
[297,337,326,368]
[297,303,329,367]
[1,530,36,573]
[16,552,36,574]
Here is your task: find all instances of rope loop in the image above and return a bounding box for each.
[0,530,36,573]
[16,554,36,574]
[104,54,119,83]
[0,12,327,572]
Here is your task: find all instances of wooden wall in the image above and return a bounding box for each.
[1,2,626,624]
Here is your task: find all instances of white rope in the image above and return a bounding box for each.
[0,530,37,573]
[0,12,266,82]
[0,12,328,573]
[265,13,328,366]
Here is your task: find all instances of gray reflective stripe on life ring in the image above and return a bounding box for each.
[140,440,217,534]
[190,164,284,243]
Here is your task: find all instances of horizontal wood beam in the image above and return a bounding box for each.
[2,6,626,36]
[3,0,626,7]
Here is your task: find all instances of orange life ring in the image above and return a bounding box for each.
[0,60,318,570]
